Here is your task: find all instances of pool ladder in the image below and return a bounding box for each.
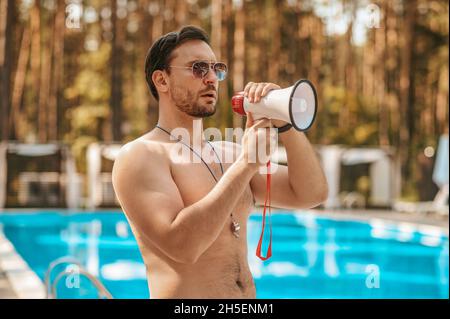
[45,256,113,299]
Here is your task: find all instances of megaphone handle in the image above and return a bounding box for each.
[256,161,273,261]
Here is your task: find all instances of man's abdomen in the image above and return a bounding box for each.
[146,255,256,299]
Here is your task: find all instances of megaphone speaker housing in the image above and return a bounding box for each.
[287,79,318,132]
[231,79,318,132]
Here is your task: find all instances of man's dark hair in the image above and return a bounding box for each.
[144,25,210,100]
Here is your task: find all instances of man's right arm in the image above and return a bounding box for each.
[112,140,258,264]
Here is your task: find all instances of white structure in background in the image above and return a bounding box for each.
[0,142,81,209]
[87,142,400,210]
[432,134,449,208]
[86,143,122,209]
[320,145,400,209]
[394,134,449,215]
[272,145,400,209]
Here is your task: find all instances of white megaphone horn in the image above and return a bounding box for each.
[231,79,318,131]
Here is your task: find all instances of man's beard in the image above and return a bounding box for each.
[170,86,217,118]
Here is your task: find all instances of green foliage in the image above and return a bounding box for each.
[317,85,379,146]
[66,104,109,136]
[64,43,112,170]
[4,0,449,203]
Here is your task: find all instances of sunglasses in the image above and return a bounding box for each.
[168,61,228,81]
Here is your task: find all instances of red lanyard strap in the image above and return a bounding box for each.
[256,161,272,261]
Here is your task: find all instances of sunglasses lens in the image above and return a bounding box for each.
[214,63,227,81]
[192,62,227,81]
[192,62,209,78]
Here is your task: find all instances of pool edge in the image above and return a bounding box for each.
[299,209,449,236]
[0,231,46,299]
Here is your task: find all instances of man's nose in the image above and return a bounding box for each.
[203,66,218,84]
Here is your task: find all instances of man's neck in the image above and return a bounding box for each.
[156,109,206,147]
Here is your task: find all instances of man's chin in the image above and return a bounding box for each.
[189,105,216,118]
[192,110,216,118]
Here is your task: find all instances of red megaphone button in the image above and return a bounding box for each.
[231,91,246,116]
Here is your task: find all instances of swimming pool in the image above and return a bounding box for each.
[0,210,448,299]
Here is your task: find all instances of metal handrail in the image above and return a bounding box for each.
[45,256,83,298]
[45,256,113,299]
[51,267,113,299]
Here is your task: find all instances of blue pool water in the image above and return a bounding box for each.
[0,210,448,299]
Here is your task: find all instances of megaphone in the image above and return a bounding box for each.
[231,79,318,131]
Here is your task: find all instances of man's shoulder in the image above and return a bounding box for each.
[113,137,167,173]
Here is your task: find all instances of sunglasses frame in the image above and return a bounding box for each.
[168,61,228,81]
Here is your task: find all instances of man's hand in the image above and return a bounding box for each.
[240,112,277,167]
[243,81,287,127]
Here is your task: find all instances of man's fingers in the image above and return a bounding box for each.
[253,83,266,103]
[243,82,281,103]
[248,84,258,103]
[261,83,281,97]
[243,82,254,97]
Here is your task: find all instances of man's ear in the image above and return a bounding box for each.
[152,70,169,95]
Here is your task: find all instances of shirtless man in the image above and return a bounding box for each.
[112,26,328,299]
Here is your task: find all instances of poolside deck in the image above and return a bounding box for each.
[0,236,18,299]
[0,269,17,298]
[313,208,449,234]
[0,232,45,299]
[0,230,18,298]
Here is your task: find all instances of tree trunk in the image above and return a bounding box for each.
[211,0,222,128]
[138,0,153,131]
[232,0,245,129]
[385,0,400,149]
[339,19,354,130]
[148,0,163,125]
[0,0,14,141]
[163,0,175,32]
[220,0,231,129]
[175,0,187,28]
[267,0,280,81]
[151,0,163,45]
[399,0,417,188]
[211,0,222,60]
[309,14,323,142]
[435,63,449,135]
[9,25,30,140]
[48,0,64,142]
[30,0,41,142]
[38,8,55,142]
[110,0,124,141]
[376,1,388,145]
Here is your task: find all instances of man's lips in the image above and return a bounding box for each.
[200,92,217,99]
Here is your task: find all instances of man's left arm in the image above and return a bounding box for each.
[244,81,328,209]
[250,129,328,209]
